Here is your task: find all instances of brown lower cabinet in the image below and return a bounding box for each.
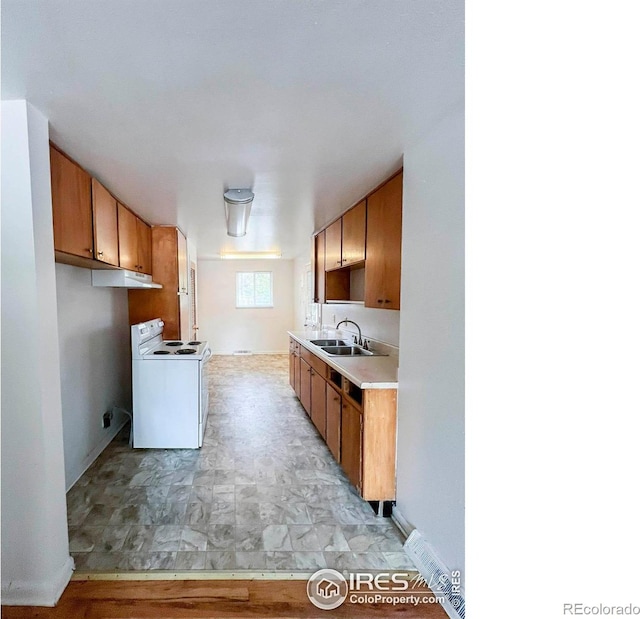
[340,399,362,492]
[310,368,327,439]
[294,351,301,399]
[289,344,296,391]
[325,384,341,461]
[299,358,312,415]
[289,337,397,502]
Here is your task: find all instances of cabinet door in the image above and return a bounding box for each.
[294,354,302,399]
[314,231,326,303]
[342,200,366,265]
[136,218,152,274]
[117,203,138,271]
[324,219,342,271]
[341,400,362,491]
[50,146,93,258]
[177,229,188,294]
[299,358,312,415]
[289,351,296,391]
[310,370,327,439]
[364,172,403,310]
[326,384,341,462]
[91,179,119,266]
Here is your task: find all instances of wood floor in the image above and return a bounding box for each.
[1,579,449,618]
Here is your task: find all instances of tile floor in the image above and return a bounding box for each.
[67,354,414,573]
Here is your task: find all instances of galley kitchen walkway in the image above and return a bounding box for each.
[67,354,413,572]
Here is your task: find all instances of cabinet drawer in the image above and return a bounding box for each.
[301,346,327,377]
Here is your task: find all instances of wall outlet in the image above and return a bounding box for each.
[102,411,113,429]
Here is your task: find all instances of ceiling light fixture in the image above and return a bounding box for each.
[224,188,254,237]
[220,251,282,260]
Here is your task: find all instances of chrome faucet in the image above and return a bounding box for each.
[336,319,363,346]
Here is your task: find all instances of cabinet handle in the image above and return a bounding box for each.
[384,299,391,304]
[86,248,93,254]
[333,397,339,402]
[377,299,383,303]
[97,251,104,257]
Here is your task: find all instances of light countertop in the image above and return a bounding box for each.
[287,330,398,389]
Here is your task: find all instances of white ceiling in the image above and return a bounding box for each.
[2,0,463,259]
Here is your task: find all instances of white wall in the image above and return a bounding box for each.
[56,263,132,490]
[1,101,74,605]
[197,259,294,354]
[395,108,465,575]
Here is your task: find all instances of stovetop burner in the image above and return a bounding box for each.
[166,341,183,347]
[175,348,197,355]
[188,341,201,345]
[153,350,171,355]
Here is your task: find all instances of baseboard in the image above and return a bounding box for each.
[394,507,465,619]
[1,555,74,606]
[65,416,129,491]
[391,505,415,538]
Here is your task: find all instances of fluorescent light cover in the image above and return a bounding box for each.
[220,251,282,260]
[224,188,254,237]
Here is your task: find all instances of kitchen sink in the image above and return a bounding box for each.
[321,345,379,356]
[309,339,348,347]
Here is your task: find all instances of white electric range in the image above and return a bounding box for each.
[131,319,212,448]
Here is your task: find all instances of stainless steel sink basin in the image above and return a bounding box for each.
[309,339,348,347]
[321,346,376,356]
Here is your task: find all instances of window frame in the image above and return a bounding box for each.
[235,271,274,309]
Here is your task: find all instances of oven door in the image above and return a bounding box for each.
[198,348,213,447]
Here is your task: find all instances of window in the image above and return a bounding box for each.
[236,271,273,308]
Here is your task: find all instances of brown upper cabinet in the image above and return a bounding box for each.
[117,204,137,271]
[313,231,326,303]
[136,218,152,275]
[324,219,342,271]
[91,179,119,266]
[128,227,189,340]
[323,201,366,272]
[312,169,401,309]
[118,203,151,275]
[341,200,366,265]
[50,145,93,259]
[50,142,155,274]
[364,172,403,310]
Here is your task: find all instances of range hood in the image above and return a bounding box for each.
[91,269,163,289]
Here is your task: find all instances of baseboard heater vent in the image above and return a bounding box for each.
[233,350,253,356]
[404,530,465,619]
